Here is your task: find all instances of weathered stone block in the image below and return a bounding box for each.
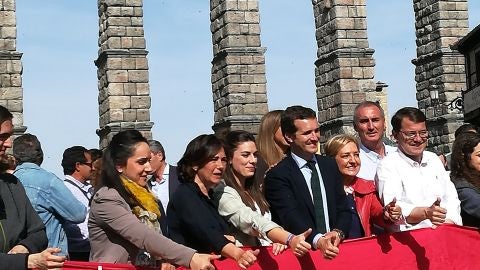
[106,7,122,16]
[109,109,124,122]
[121,7,135,16]
[109,96,130,109]
[244,12,259,23]
[106,37,121,49]
[136,83,149,95]
[137,109,150,121]
[107,17,132,27]
[107,70,128,82]
[129,70,148,82]
[108,83,124,95]
[105,0,127,6]
[132,37,145,48]
[121,37,133,48]
[0,27,16,39]
[0,0,15,10]
[10,74,21,87]
[123,109,137,121]
[0,87,21,99]
[0,11,15,26]
[106,58,123,69]
[131,96,150,109]
[125,0,142,7]
[6,99,22,112]
[122,58,136,69]
[126,26,144,36]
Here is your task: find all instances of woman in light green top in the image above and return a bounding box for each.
[214,130,311,257]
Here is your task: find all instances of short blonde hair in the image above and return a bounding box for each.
[324,134,359,157]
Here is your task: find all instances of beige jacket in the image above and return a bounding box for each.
[88,187,195,266]
[213,181,280,246]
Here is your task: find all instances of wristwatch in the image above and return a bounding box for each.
[332,229,345,241]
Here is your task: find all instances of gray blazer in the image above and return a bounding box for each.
[88,187,195,266]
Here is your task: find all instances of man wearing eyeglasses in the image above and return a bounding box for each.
[354,101,396,181]
[62,146,94,261]
[13,134,87,258]
[375,107,462,231]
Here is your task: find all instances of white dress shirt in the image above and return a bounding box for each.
[63,175,91,252]
[290,152,330,245]
[150,163,170,213]
[375,149,462,231]
[357,142,396,181]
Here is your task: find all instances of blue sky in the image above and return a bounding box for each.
[15,0,480,177]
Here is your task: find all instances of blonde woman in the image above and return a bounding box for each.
[325,134,401,238]
[256,110,289,182]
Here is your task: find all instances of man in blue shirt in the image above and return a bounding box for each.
[13,134,86,256]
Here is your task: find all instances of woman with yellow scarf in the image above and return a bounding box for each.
[88,130,216,270]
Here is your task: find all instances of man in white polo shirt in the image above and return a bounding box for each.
[376,107,462,231]
[354,101,396,181]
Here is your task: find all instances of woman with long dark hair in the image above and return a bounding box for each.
[214,130,311,256]
[450,132,480,227]
[167,134,259,269]
[88,130,216,269]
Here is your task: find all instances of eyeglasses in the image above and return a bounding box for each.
[81,162,93,168]
[399,130,429,140]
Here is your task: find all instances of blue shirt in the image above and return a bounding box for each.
[13,163,87,255]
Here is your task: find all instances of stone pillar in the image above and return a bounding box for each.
[312,0,377,143]
[412,0,468,154]
[95,0,153,148]
[210,0,268,138]
[0,0,26,135]
[371,81,391,138]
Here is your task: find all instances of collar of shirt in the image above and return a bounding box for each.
[290,151,318,169]
[150,164,170,186]
[65,175,90,189]
[397,148,429,167]
[359,142,395,161]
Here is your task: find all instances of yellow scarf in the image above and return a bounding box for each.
[120,175,161,218]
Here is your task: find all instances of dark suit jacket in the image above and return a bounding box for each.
[264,153,351,244]
[147,164,180,237]
[148,164,180,197]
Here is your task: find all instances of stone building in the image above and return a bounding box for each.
[0,0,26,135]
[411,0,468,154]
[454,24,480,127]
[0,0,473,152]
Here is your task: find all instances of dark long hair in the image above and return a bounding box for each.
[451,132,480,188]
[99,129,148,206]
[177,134,224,183]
[224,130,269,215]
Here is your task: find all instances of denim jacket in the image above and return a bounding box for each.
[13,163,87,255]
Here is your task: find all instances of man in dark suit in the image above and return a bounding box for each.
[147,139,180,236]
[265,105,351,259]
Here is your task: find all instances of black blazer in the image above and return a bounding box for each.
[264,153,351,244]
[148,164,180,237]
[167,165,180,196]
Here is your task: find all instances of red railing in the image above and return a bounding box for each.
[64,224,479,270]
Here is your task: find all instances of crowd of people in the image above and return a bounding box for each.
[0,102,478,270]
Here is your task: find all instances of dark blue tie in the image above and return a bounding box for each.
[306,160,327,233]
